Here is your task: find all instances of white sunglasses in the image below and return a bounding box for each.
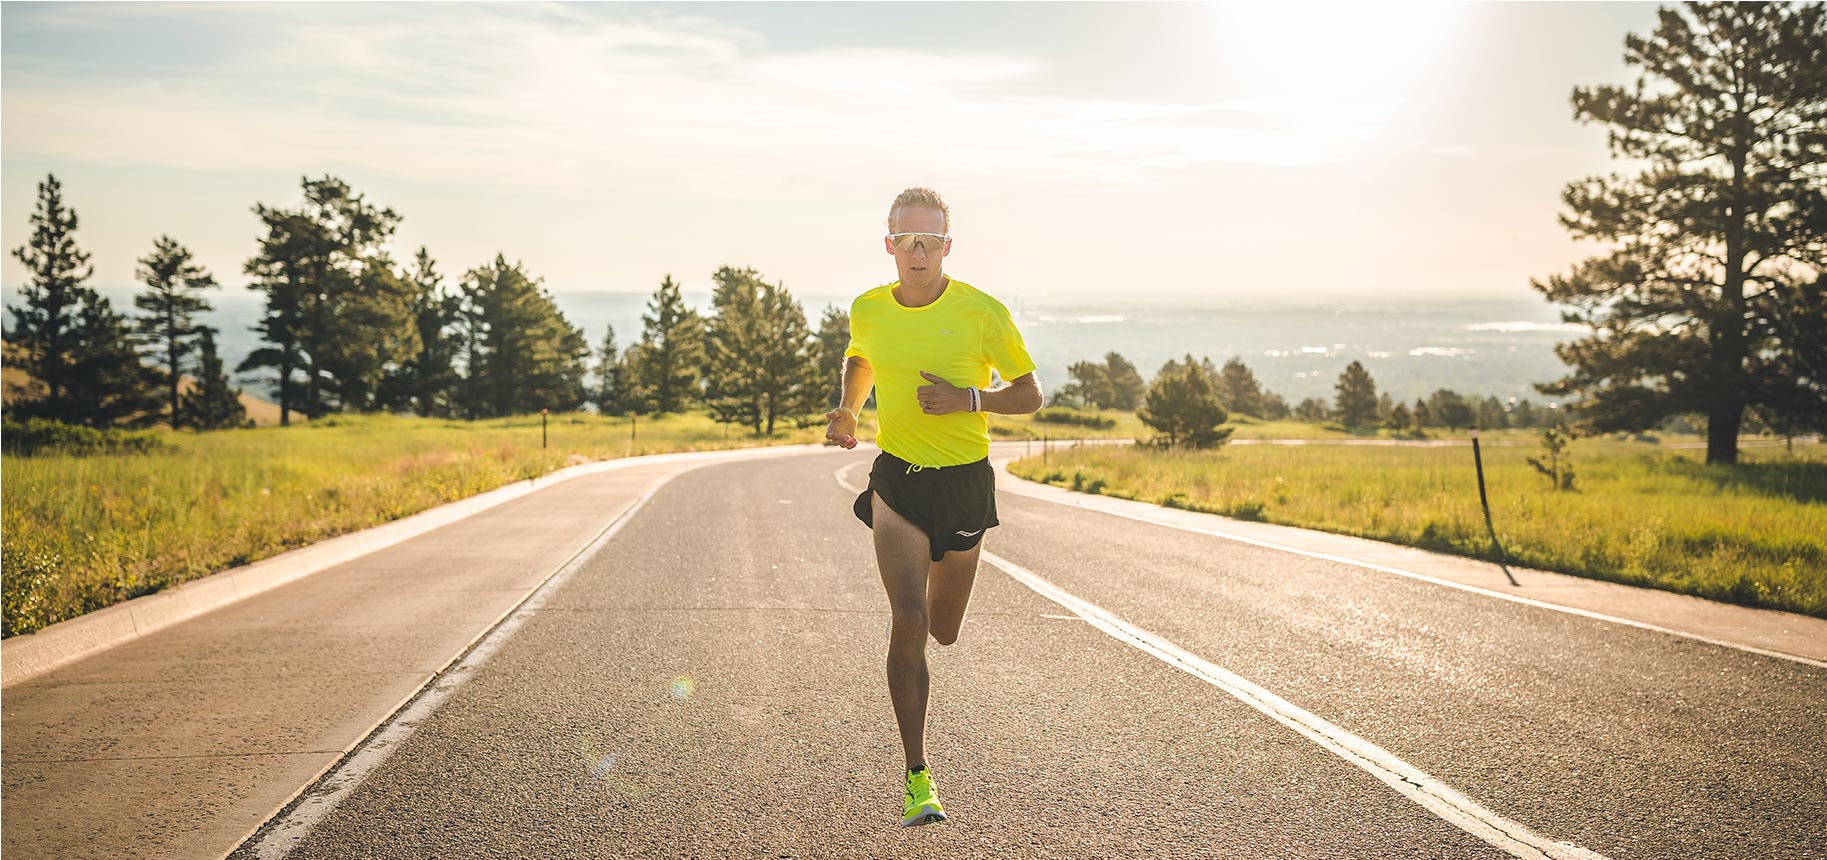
[887,232,950,253]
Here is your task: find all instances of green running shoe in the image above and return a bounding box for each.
[901,767,947,827]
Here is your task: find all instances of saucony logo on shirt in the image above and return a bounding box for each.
[954,528,983,537]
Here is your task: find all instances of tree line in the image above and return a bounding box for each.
[4,174,845,435]
[1060,351,1576,446]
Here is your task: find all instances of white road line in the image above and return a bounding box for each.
[982,550,1609,860]
[999,477,1827,671]
[835,459,869,494]
[247,472,680,859]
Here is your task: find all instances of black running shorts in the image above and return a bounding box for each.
[853,451,999,562]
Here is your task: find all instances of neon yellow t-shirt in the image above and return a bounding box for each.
[844,277,1037,467]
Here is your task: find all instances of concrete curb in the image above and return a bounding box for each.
[1,443,827,688]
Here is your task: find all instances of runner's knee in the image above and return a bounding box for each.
[890,606,929,637]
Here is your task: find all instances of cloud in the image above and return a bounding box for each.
[2,3,1390,198]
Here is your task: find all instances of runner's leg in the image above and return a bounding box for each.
[872,493,932,771]
[926,544,981,646]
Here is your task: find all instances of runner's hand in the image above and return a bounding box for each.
[825,407,858,449]
[917,371,967,415]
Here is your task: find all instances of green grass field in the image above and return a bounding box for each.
[1008,435,1827,618]
[1,410,859,637]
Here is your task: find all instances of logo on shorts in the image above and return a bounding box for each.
[954,528,983,537]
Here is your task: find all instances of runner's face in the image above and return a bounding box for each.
[885,206,949,291]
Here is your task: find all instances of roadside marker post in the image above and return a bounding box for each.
[1470,425,1519,587]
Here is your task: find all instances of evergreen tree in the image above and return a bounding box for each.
[755,280,824,434]
[326,254,422,412]
[1104,352,1146,411]
[1138,355,1231,449]
[377,248,462,417]
[634,275,703,415]
[703,266,766,430]
[454,254,590,418]
[1062,360,1113,409]
[1294,397,1330,423]
[239,205,314,425]
[1261,391,1291,421]
[132,236,218,428]
[1511,399,1539,429]
[240,176,414,418]
[1216,357,1266,418]
[815,305,851,409]
[6,173,96,423]
[1476,396,1510,430]
[703,267,822,434]
[593,324,628,415]
[182,328,248,430]
[64,290,163,427]
[1532,2,1827,464]
[1428,389,1474,431]
[1386,402,1413,432]
[1413,399,1433,428]
[1333,361,1379,428]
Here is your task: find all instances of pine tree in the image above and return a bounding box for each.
[239,205,314,425]
[1062,360,1113,409]
[132,235,218,428]
[634,275,703,415]
[815,305,851,410]
[377,248,462,417]
[1333,361,1379,428]
[1138,355,1231,449]
[755,280,823,434]
[1477,396,1510,431]
[454,254,589,418]
[703,268,823,434]
[1261,391,1291,421]
[1413,399,1433,428]
[6,173,96,423]
[594,324,628,415]
[1533,2,1827,464]
[1217,357,1266,418]
[703,266,766,431]
[182,328,248,430]
[1294,397,1330,423]
[64,291,163,427]
[1428,389,1474,431]
[1104,352,1146,411]
[1386,402,1413,432]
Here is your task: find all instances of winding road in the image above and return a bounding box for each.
[226,445,1827,860]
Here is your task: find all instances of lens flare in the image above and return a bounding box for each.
[670,674,697,701]
[577,735,648,797]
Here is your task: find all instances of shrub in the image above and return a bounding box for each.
[1,418,172,457]
[1033,407,1116,430]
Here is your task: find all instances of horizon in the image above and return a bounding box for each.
[4,2,1662,305]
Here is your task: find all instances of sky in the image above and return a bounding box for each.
[2,1,1667,305]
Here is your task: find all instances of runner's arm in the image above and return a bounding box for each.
[979,371,1042,415]
[825,356,875,448]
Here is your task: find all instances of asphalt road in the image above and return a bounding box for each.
[233,448,1827,859]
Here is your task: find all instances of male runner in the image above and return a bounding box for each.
[824,187,1043,827]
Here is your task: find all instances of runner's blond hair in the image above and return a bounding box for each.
[887,187,950,233]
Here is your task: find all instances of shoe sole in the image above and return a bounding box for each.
[900,805,947,827]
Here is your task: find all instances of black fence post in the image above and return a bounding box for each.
[1470,425,1518,586]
